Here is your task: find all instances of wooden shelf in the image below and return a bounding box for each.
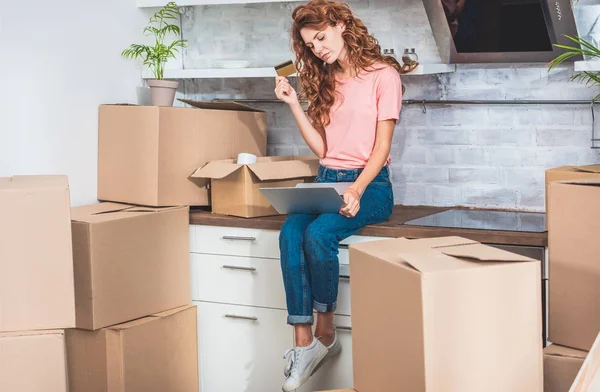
[142,64,456,79]
[574,60,600,72]
[137,0,298,7]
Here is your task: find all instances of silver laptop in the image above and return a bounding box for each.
[260,183,352,214]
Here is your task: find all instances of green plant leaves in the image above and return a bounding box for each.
[548,34,600,101]
[121,1,187,80]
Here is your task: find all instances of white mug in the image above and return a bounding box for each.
[237,153,258,165]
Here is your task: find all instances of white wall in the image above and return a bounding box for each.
[180,1,600,211]
[0,0,152,206]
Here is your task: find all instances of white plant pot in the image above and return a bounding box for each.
[147,79,179,107]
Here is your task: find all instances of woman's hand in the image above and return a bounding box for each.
[274,76,299,106]
[340,188,361,218]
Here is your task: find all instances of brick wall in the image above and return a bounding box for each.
[179,0,600,211]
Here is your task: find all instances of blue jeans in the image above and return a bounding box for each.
[279,165,394,325]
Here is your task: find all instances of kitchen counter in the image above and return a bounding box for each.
[189,205,547,247]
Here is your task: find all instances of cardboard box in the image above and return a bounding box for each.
[544,344,587,392]
[0,175,75,332]
[0,330,68,392]
[71,202,191,330]
[192,155,320,217]
[349,236,543,392]
[98,100,267,207]
[545,165,600,218]
[66,305,198,392]
[548,179,600,351]
[570,332,600,392]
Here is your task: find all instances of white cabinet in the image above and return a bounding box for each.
[190,224,390,392]
[191,225,280,259]
[195,301,291,392]
[191,253,286,309]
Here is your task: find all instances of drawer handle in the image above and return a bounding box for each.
[336,325,352,331]
[225,314,258,321]
[222,235,256,241]
[339,244,349,249]
[223,265,257,272]
[339,274,350,280]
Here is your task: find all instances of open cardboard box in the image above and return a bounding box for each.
[192,155,320,218]
[97,100,267,207]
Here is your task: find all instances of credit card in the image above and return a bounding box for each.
[275,60,297,77]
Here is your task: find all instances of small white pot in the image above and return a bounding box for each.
[147,79,179,107]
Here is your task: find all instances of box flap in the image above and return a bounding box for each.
[558,178,600,187]
[71,202,132,221]
[397,250,470,274]
[178,99,264,113]
[247,157,320,181]
[152,304,195,319]
[107,315,158,331]
[410,236,478,249]
[545,344,588,360]
[440,243,536,262]
[0,175,69,190]
[0,330,64,339]
[574,164,600,174]
[71,202,178,223]
[191,160,242,180]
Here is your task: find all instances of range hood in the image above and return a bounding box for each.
[422,0,582,64]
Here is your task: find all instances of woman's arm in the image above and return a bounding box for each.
[339,119,394,218]
[275,76,327,158]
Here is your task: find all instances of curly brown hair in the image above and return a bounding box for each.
[291,0,402,131]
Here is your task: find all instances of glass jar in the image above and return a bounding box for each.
[402,48,419,64]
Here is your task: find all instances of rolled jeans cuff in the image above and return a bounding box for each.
[313,300,337,313]
[287,315,314,325]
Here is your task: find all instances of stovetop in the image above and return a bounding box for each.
[403,209,547,233]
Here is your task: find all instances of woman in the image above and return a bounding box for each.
[274,1,402,390]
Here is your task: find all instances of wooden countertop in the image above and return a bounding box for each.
[189,205,547,247]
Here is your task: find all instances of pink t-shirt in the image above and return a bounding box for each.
[319,64,403,169]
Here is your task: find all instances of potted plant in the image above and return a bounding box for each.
[548,35,600,101]
[122,1,187,106]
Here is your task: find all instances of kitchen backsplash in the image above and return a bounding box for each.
[178,0,600,212]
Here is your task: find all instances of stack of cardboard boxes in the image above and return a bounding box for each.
[0,99,319,392]
[316,165,600,392]
[543,165,600,392]
[0,176,75,392]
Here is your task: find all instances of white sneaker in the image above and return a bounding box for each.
[323,326,342,361]
[284,329,341,378]
[282,337,328,392]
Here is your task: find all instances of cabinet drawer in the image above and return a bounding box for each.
[191,253,353,315]
[191,225,280,258]
[195,301,291,392]
[191,253,286,309]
